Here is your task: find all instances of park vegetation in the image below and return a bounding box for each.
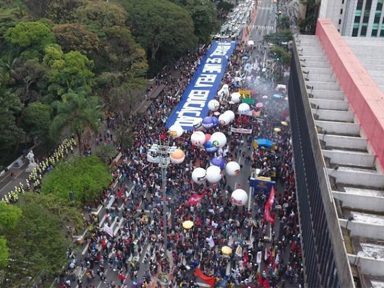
[0,0,227,285]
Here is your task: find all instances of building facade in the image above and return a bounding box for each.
[319,0,384,37]
[290,19,384,287]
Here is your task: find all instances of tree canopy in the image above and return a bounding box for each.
[127,0,197,72]
[2,193,82,286]
[40,156,112,203]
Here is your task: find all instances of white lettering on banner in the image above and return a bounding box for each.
[210,43,233,56]
[166,41,236,130]
[195,74,217,87]
[202,64,222,73]
[206,58,222,64]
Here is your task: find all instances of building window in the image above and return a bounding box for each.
[380,29,384,37]
[374,14,381,23]
[361,25,367,36]
[339,19,342,25]
[354,16,361,23]
[352,28,359,36]
[357,0,363,10]
[372,29,378,36]
[340,8,343,14]
[377,0,384,11]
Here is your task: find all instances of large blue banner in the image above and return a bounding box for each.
[166,40,236,130]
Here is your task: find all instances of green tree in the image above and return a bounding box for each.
[127,0,197,72]
[102,26,148,75]
[0,202,22,230]
[270,45,291,65]
[49,91,101,153]
[23,0,84,23]
[0,202,22,269]
[52,23,100,55]
[172,0,218,43]
[9,57,47,104]
[5,21,55,54]
[76,1,128,34]
[44,44,94,97]
[0,86,25,164]
[0,237,8,269]
[94,144,118,164]
[21,102,52,144]
[264,29,293,46]
[40,156,112,203]
[4,193,74,285]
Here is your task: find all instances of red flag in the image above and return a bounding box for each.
[194,268,216,287]
[257,274,270,288]
[187,194,204,206]
[264,186,275,224]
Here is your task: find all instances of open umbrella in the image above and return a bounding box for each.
[221,246,232,255]
[281,121,288,126]
[182,220,194,230]
[256,138,273,148]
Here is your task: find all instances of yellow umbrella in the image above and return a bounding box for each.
[221,246,233,255]
[182,220,194,230]
[281,121,288,126]
[274,127,281,133]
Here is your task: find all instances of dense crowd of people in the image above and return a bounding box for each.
[56,37,305,288]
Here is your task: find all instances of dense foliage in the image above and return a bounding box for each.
[40,156,112,203]
[2,193,83,286]
[0,0,221,167]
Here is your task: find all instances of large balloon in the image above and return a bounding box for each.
[231,189,248,206]
[206,166,222,183]
[208,99,220,111]
[170,149,185,164]
[224,110,235,122]
[211,157,226,170]
[210,132,227,148]
[191,131,206,146]
[238,103,250,114]
[168,123,183,138]
[226,161,241,176]
[218,113,231,125]
[211,116,219,127]
[204,140,218,153]
[202,116,215,129]
[192,168,206,184]
[231,92,241,103]
[193,118,203,130]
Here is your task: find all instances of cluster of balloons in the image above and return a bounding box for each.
[191,160,241,185]
[188,82,251,206]
[191,131,227,153]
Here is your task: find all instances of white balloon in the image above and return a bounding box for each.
[218,113,231,125]
[191,131,206,146]
[168,124,183,138]
[192,168,206,184]
[231,92,241,104]
[231,189,248,206]
[224,110,235,122]
[210,132,227,148]
[206,165,222,183]
[225,161,241,176]
[208,99,220,111]
[193,118,203,130]
[238,103,250,114]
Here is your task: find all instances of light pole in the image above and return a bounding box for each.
[147,140,184,251]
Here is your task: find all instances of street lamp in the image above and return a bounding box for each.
[147,132,185,252]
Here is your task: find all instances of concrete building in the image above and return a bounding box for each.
[289,19,384,287]
[320,0,384,37]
